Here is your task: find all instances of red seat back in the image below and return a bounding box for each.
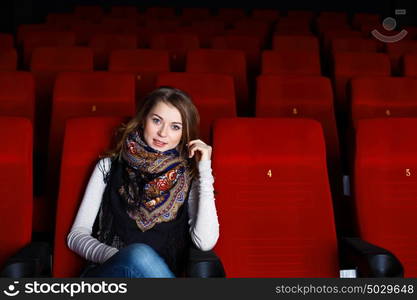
[262,50,321,76]
[256,75,340,176]
[403,54,417,77]
[0,33,14,49]
[150,33,199,71]
[332,52,391,114]
[351,77,417,127]
[38,72,135,231]
[211,35,262,74]
[212,118,339,277]
[23,31,76,67]
[0,117,32,268]
[53,117,124,277]
[0,71,35,121]
[273,35,319,52]
[89,34,137,70]
[354,118,417,277]
[109,49,170,99]
[0,49,17,71]
[187,49,248,115]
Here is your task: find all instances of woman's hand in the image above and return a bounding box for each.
[187,139,212,162]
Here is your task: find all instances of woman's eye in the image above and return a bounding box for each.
[152,118,160,124]
[172,125,181,131]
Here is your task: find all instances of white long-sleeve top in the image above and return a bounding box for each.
[67,157,219,264]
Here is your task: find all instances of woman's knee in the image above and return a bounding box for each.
[121,243,160,266]
[119,243,174,277]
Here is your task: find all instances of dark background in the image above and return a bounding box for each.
[0,0,415,33]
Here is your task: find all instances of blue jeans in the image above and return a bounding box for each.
[82,243,175,278]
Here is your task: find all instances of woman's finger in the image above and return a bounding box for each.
[187,139,206,146]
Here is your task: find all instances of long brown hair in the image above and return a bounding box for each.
[105,86,200,178]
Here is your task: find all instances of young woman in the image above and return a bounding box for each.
[67,87,219,278]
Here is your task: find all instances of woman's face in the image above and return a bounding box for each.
[143,101,183,152]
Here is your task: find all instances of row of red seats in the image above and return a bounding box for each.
[3,47,417,107]
[12,22,415,67]
[3,116,415,277]
[3,28,417,78]
[3,69,417,232]
[4,8,400,67]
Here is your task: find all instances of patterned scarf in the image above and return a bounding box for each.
[119,130,191,232]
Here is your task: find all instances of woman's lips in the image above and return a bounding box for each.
[153,139,167,147]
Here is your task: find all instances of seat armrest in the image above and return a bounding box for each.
[186,246,225,278]
[340,237,403,278]
[1,242,51,278]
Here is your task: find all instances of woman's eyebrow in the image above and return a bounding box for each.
[153,113,182,125]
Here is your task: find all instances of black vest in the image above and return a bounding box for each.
[93,159,191,276]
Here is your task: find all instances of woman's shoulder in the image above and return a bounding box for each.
[96,157,113,183]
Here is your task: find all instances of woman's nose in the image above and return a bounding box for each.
[158,124,168,137]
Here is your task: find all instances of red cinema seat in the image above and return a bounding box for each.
[354,118,417,277]
[30,46,93,152]
[150,33,199,72]
[212,118,339,277]
[272,35,319,52]
[137,19,182,47]
[38,72,135,231]
[109,49,170,100]
[74,5,104,23]
[89,34,137,70]
[262,50,321,76]
[275,17,313,35]
[0,49,17,71]
[231,19,270,44]
[0,71,35,121]
[100,18,138,33]
[53,117,125,277]
[385,41,417,75]
[403,54,417,77]
[0,33,14,49]
[332,52,390,116]
[321,29,363,55]
[0,117,33,269]
[211,35,262,74]
[156,72,236,142]
[256,75,341,191]
[17,24,56,45]
[30,47,93,100]
[187,49,248,116]
[70,23,116,46]
[351,77,417,127]
[23,31,76,67]
[331,38,381,54]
